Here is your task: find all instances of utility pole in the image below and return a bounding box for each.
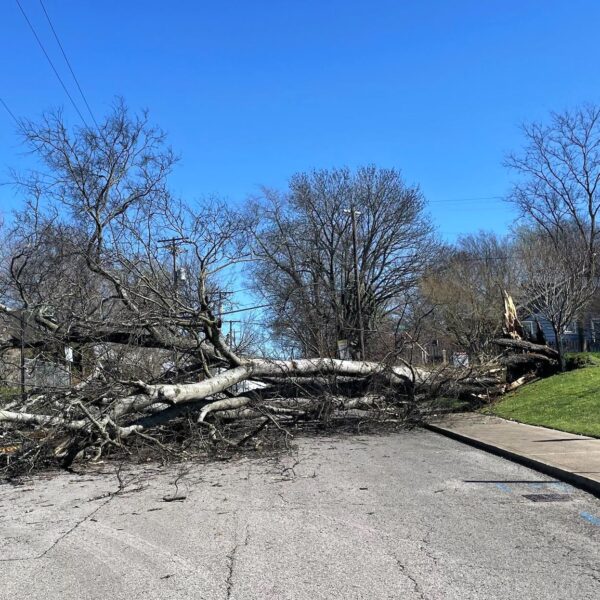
[158,236,190,298]
[158,237,190,375]
[217,292,224,320]
[223,319,242,346]
[214,291,236,328]
[20,310,26,402]
[350,206,366,361]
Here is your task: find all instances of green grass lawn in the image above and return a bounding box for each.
[487,353,600,437]
[0,387,19,402]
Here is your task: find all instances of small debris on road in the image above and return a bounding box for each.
[162,495,186,502]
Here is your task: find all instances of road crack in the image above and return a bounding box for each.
[419,530,439,567]
[395,558,428,600]
[225,522,250,599]
[0,468,141,562]
[0,493,114,563]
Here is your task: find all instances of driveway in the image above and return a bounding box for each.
[1,430,599,599]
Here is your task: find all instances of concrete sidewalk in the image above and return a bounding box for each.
[427,413,600,497]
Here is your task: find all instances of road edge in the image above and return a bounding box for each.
[423,422,600,499]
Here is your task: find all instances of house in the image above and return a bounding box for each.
[522,302,600,352]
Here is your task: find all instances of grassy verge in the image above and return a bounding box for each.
[0,387,19,402]
[486,353,600,437]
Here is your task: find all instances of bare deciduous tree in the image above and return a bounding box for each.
[248,167,436,360]
[421,232,515,363]
[0,107,435,475]
[515,228,597,371]
[506,104,600,276]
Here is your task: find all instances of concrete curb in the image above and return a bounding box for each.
[423,422,600,499]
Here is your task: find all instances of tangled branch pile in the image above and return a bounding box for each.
[0,103,435,476]
[0,355,426,475]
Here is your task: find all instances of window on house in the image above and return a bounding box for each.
[522,321,536,337]
[563,321,577,334]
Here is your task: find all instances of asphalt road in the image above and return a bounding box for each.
[1,430,599,599]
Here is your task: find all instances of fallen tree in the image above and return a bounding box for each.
[0,103,561,477]
[493,290,561,379]
[0,326,523,476]
[0,104,437,475]
[0,345,431,473]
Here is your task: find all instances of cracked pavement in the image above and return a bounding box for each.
[1,430,599,599]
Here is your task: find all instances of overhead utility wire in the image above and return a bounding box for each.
[0,97,19,125]
[15,0,89,128]
[428,195,504,204]
[37,0,100,131]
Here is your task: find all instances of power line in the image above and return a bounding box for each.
[428,196,504,204]
[440,254,516,262]
[15,0,89,128]
[213,255,519,301]
[37,0,100,131]
[220,303,272,316]
[0,97,19,125]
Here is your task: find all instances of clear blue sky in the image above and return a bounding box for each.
[1,0,600,240]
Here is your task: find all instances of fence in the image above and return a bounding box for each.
[398,344,456,367]
[547,339,600,353]
[0,358,70,393]
[24,358,71,389]
[405,338,600,367]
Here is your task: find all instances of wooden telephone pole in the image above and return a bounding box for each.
[349,206,366,360]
